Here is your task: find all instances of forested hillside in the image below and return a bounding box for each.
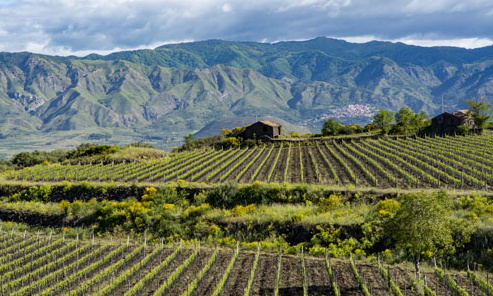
[1,37,493,156]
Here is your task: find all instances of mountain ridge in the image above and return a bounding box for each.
[0,37,493,156]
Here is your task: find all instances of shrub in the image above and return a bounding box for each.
[206,182,239,208]
[11,185,52,202]
[319,194,341,212]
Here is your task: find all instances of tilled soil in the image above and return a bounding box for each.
[450,272,484,296]
[355,263,390,296]
[221,252,256,296]
[330,260,365,296]
[239,149,270,183]
[289,147,303,184]
[112,248,174,296]
[311,145,337,184]
[278,254,303,296]
[141,249,191,295]
[255,148,280,182]
[389,266,420,296]
[333,143,374,187]
[301,146,318,184]
[251,253,278,296]
[164,249,211,296]
[305,258,334,296]
[421,271,454,296]
[319,144,352,185]
[223,147,263,182]
[272,147,289,183]
[192,150,238,182]
[194,249,234,296]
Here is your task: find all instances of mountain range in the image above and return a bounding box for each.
[1,37,493,157]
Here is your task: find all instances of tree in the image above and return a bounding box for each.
[385,192,453,279]
[373,110,395,134]
[182,134,195,150]
[321,117,341,136]
[395,107,414,126]
[466,99,493,131]
[392,107,429,134]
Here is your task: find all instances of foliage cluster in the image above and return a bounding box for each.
[2,181,492,268]
[0,142,162,171]
[180,125,264,151]
[322,106,429,137]
[321,118,365,136]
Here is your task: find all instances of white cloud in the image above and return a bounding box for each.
[222,3,232,13]
[0,0,493,55]
[395,37,493,49]
[338,35,493,49]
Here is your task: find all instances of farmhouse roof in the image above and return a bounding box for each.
[452,109,470,119]
[257,120,281,127]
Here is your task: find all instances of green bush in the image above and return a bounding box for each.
[206,182,239,208]
[11,185,52,202]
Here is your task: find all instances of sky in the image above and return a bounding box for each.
[1,0,493,56]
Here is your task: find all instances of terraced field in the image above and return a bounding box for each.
[0,234,491,296]
[9,135,493,190]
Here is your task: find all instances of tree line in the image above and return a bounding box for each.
[322,99,493,136]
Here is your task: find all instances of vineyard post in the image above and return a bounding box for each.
[387,266,391,288]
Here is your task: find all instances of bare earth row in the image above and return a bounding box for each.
[11,135,493,190]
[0,235,489,296]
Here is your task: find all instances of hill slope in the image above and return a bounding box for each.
[1,37,493,156]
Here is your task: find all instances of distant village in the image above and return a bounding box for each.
[304,104,376,126]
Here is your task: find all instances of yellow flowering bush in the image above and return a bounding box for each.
[231,204,256,216]
[183,203,210,217]
[375,199,400,216]
[319,194,341,212]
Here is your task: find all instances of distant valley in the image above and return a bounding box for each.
[1,37,493,157]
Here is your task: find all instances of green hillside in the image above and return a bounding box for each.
[1,37,493,156]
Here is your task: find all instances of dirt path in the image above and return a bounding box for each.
[331,259,365,296]
[311,145,335,184]
[164,249,211,296]
[278,255,303,296]
[141,249,190,295]
[217,252,256,296]
[251,253,277,296]
[255,148,280,182]
[420,270,453,296]
[320,143,352,185]
[239,149,270,183]
[289,146,302,184]
[223,147,262,182]
[305,258,334,296]
[112,248,174,296]
[272,147,289,183]
[301,146,318,184]
[194,249,234,296]
[355,263,390,296]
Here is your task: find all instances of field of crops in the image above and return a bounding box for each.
[9,135,493,189]
[1,232,491,296]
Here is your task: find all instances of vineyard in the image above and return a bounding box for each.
[0,232,491,296]
[8,135,493,190]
